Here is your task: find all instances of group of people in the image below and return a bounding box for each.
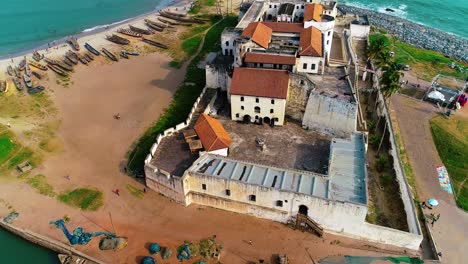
[421,201,441,227]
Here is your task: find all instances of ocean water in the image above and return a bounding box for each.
[0,0,171,58]
[0,228,60,264]
[342,0,468,39]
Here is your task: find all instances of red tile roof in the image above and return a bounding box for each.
[244,53,296,65]
[304,4,323,22]
[230,68,289,99]
[299,26,322,57]
[260,22,303,34]
[194,114,232,152]
[241,22,272,49]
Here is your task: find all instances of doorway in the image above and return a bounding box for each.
[298,205,308,215]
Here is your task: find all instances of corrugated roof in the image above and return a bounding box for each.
[190,154,330,198]
[299,26,322,57]
[304,4,323,22]
[194,114,232,151]
[230,68,290,99]
[241,22,272,49]
[244,52,297,65]
[261,22,303,34]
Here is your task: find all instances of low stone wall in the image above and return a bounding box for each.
[0,221,104,264]
[145,164,186,203]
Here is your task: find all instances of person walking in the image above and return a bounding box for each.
[431,213,440,227]
[115,189,120,196]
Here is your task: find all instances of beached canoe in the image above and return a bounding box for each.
[23,74,32,88]
[101,48,119,61]
[32,71,43,79]
[27,85,45,94]
[24,63,31,77]
[44,58,73,71]
[73,52,88,65]
[12,77,24,91]
[18,58,26,71]
[58,254,87,264]
[32,51,44,61]
[65,51,79,64]
[162,10,187,17]
[84,43,100,56]
[7,65,14,76]
[63,57,75,67]
[13,67,21,78]
[47,64,68,76]
[117,28,142,38]
[120,50,129,59]
[159,11,204,23]
[106,34,130,45]
[28,61,48,71]
[0,80,6,93]
[157,17,190,26]
[129,25,154,35]
[84,52,94,61]
[121,50,139,56]
[67,36,80,51]
[145,22,164,32]
[141,38,169,49]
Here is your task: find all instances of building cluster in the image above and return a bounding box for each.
[144,0,423,251]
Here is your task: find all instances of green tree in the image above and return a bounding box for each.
[367,37,390,68]
[380,62,403,98]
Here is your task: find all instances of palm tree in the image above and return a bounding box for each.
[377,61,403,153]
[367,37,390,68]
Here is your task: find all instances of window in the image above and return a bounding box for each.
[301,5,304,9]
[249,195,256,202]
[296,6,299,9]
[274,5,277,8]
[260,63,263,67]
[328,31,331,36]
[225,189,231,196]
[255,98,259,103]
[235,113,239,118]
[276,200,283,207]
[269,4,272,8]
[202,184,206,190]
[303,63,307,69]
[327,40,329,45]
[255,115,259,119]
[270,109,274,114]
[241,106,244,110]
[241,96,244,101]
[300,80,304,85]
[271,99,275,104]
[225,41,229,46]
[224,49,228,55]
[311,64,316,70]
[254,63,258,67]
[254,106,261,113]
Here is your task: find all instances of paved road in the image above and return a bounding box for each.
[391,95,468,264]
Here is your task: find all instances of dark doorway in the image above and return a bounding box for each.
[243,115,251,124]
[263,117,271,124]
[229,49,233,56]
[268,14,272,20]
[298,205,308,215]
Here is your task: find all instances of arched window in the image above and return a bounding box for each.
[254,106,261,113]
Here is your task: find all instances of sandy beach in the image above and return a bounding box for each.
[0,1,420,263]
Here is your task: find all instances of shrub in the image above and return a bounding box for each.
[376,155,388,172]
[369,134,381,147]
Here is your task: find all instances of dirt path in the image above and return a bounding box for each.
[391,94,468,264]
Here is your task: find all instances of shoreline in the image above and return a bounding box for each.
[0,0,195,72]
[0,0,176,60]
[338,5,468,62]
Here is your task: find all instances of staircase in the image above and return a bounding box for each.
[296,214,323,237]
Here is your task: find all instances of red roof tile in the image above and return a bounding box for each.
[260,22,303,34]
[304,4,323,22]
[241,22,272,49]
[244,53,296,65]
[299,26,322,57]
[194,114,232,152]
[230,68,289,99]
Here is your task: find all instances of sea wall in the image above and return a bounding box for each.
[0,221,104,264]
[338,5,468,62]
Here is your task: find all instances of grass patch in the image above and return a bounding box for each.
[58,188,104,211]
[0,134,15,161]
[126,184,144,199]
[182,35,203,55]
[7,148,35,169]
[127,15,237,176]
[26,174,56,197]
[430,116,468,210]
[169,60,182,68]
[369,32,467,81]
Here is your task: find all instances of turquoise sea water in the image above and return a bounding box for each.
[342,0,468,39]
[0,0,170,58]
[0,228,60,264]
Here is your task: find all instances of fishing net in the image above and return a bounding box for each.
[50,219,115,245]
[140,256,155,264]
[149,243,161,254]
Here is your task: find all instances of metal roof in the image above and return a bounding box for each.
[328,133,367,204]
[189,154,330,198]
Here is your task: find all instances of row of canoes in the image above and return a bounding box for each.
[159,10,205,23]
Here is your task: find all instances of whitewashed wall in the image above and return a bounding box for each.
[230,94,287,125]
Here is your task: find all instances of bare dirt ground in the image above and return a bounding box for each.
[391,94,468,264]
[0,52,404,263]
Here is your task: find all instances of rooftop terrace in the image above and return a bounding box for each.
[308,67,355,101]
